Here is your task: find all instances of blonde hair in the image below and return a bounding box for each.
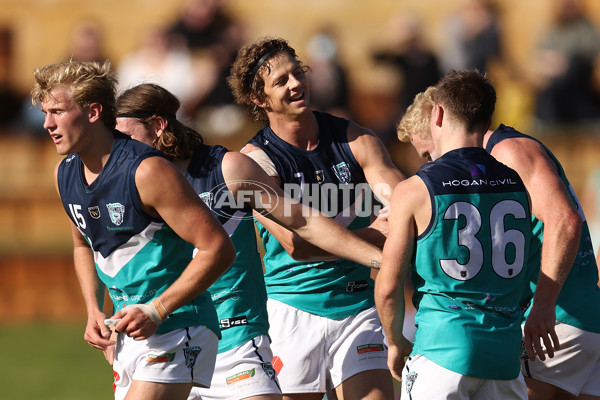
[397,86,435,143]
[31,59,117,129]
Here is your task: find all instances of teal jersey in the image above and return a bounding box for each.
[487,125,600,333]
[255,215,372,320]
[411,148,533,380]
[57,132,219,336]
[185,145,269,353]
[248,112,376,319]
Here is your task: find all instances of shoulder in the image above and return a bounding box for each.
[346,119,376,143]
[389,176,429,225]
[240,142,262,155]
[490,136,556,175]
[391,176,428,208]
[222,151,258,176]
[240,144,278,179]
[136,155,177,183]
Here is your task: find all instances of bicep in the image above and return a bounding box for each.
[348,125,404,205]
[493,143,576,222]
[136,157,228,250]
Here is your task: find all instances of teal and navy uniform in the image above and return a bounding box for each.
[486,124,600,333]
[411,147,533,380]
[56,131,219,336]
[185,144,269,353]
[247,111,375,319]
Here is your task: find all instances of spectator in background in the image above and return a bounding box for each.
[117,26,202,120]
[533,0,600,127]
[17,19,109,138]
[305,27,352,119]
[68,19,106,62]
[439,0,502,74]
[0,26,23,133]
[372,15,441,116]
[371,14,441,147]
[167,0,248,138]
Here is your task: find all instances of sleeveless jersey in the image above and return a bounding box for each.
[486,124,600,333]
[247,111,375,319]
[184,144,269,353]
[412,147,533,380]
[56,132,219,336]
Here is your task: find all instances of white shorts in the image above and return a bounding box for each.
[521,321,600,396]
[401,354,527,400]
[267,299,388,394]
[113,326,219,400]
[189,335,281,400]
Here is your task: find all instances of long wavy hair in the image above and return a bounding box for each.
[116,83,204,160]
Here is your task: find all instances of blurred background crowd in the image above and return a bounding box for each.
[2,0,600,322]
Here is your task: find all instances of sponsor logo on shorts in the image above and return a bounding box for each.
[346,280,369,293]
[356,344,384,354]
[113,370,120,392]
[272,356,283,375]
[405,371,417,394]
[146,352,176,363]
[220,315,248,330]
[262,362,277,381]
[226,368,255,384]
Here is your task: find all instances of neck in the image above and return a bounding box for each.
[440,128,484,156]
[79,127,114,184]
[268,111,319,150]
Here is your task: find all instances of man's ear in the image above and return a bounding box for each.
[250,93,266,109]
[88,102,103,123]
[153,116,167,137]
[432,104,444,128]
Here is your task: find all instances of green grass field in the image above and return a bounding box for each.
[1,321,114,400]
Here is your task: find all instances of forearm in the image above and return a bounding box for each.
[73,245,105,314]
[535,216,582,306]
[375,280,406,346]
[156,238,234,315]
[296,215,382,268]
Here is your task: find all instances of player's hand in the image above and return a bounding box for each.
[83,309,115,351]
[523,303,559,361]
[369,207,390,237]
[112,303,163,341]
[386,336,413,381]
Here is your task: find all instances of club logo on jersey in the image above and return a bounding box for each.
[226,368,255,384]
[106,203,125,226]
[199,192,214,207]
[184,346,202,370]
[88,206,101,219]
[332,162,351,184]
[65,154,76,163]
[346,280,369,293]
[314,170,324,183]
[405,371,418,394]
